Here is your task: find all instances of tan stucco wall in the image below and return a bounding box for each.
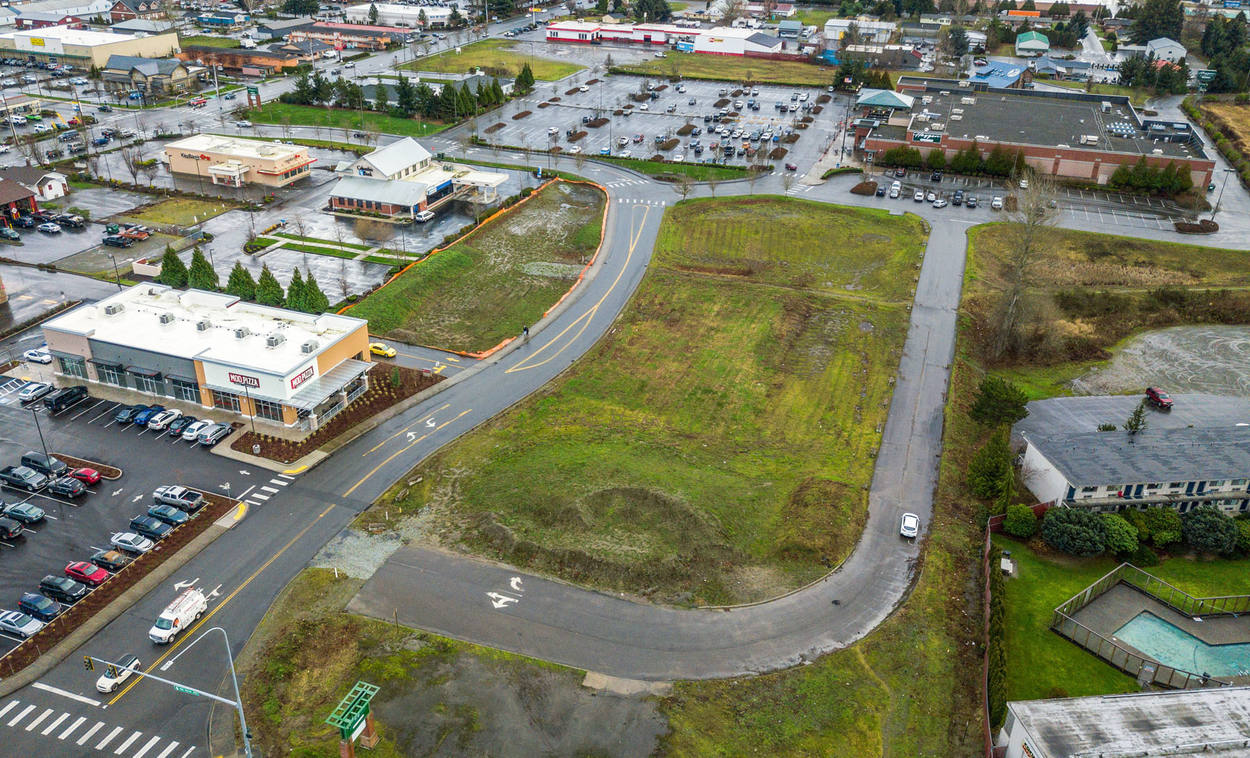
[164,146,311,188]
[43,328,95,378]
[315,322,371,374]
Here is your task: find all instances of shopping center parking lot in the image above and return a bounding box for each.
[0,378,245,653]
[481,76,848,170]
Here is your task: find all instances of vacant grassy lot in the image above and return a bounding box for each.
[616,52,837,87]
[1036,79,1149,106]
[245,102,446,138]
[404,39,582,81]
[129,197,236,227]
[349,181,605,353]
[1202,100,1250,142]
[965,223,1250,371]
[365,197,923,605]
[180,35,240,48]
[598,155,747,181]
[994,535,1250,702]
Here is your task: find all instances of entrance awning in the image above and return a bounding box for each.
[88,358,122,368]
[125,366,161,378]
[201,381,285,405]
[286,359,374,411]
[165,374,199,384]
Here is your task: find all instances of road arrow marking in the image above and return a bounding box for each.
[207,583,222,599]
[509,576,523,592]
[239,470,251,476]
[218,482,231,491]
[406,432,416,442]
[425,418,436,428]
[486,592,519,609]
[111,488,122,497]
[173,578,198,591]
[131,495,142,502]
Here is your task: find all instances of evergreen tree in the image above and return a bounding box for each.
[226,261,256,301]
[303,269,330,313]
[449,7,463,26]
[255,264,285,307]
[415,82,437,117]
[595,0,607,12]
[475,81,491,107]
[491,78,505,104]
[287,268,307,313]
[436,82,460,119]
[187,248,219,291]
[1123,400,1148,437]
[1130,0,1182,43]
[368,2,379,24]
[157,248,188,288]
[395,75,417,115]
[515,63,535,93]
[458,82,477,115]
[418,7,427,26]
[375,84,389,113]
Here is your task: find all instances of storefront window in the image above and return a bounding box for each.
[97,365,124,386]
[254,398,284,422]
[59,355,87,379]
[132,374,161,394]
[172,379,200,403]
[212,389,241,412]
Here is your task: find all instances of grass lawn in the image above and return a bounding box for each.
[129,197,236,227]
[403,38,582,81]
[365,197,925,606]
[347,181,605,353]
[276,232,373,250]
[616,52,838,87]
[993,535,1250,701]
[794,8,836,26]
[244,102,446,138]
[1039,79,1150,106]
[180,34,240,48]
[1200,101,1250,142]
[597,155,747,181]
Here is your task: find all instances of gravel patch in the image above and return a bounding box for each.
[1071,325,1250,396]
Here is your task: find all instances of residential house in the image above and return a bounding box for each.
[0,166,67,201]
[271,37,332,60]
[776,19,802,38]
[102,54,193,95]
[108,0,166,23]
[0,178,39,222]
[195,12,248,29]
[1145,36,1186,62]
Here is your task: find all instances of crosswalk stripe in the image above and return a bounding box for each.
[260,486,278,494]
[59,715,86,739]
[154,740,180,758]
[268,479,288,486]
[96,724,123,750]
[40,711,68,735]
[251,493,270,501]
[0,701,19,720]
[113,729,142,754]
[77,720,104,745]
[24,707,51,731]
[131,734,162,758]
[8,703,34,726]
[178,746,196,758]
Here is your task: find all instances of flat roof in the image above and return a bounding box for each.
[1009,687,1250,757]
[897,86,1204,159]
[1,25,147,46]
[43,285,366,377]
[165,133,308,163]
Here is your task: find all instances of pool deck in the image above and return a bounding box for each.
[1072,583,1250,669]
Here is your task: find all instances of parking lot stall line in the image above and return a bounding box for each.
[58,715,85,739]
[76,720,103,746]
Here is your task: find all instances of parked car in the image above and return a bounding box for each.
[166,416,196,437]
[22,348,52,364]
[198,423,231,446]
[17,382,53,404]
[65,561,110,586]
[132,405,166,426]
[129,515,172,541]
[181,419,212,442]
[110,532,154,554]
[39,575,88,604]
[900,512,920,538]
[114,404,147,425]
[17,592,61,622]
[153,485,205,512]
[90,549,130,572]
[22,450,67,478]
[70,467,101,485]
[95,653,140,693]
[0,228,18,241]
[3,501,45,523]
[966,195,978,208]
[102,235,133,248]
[0,610,43,638]
[36,222,60,234]
[43,385,87,412]
[146,409,182,431]
[1145,387,1173,410]
[414,210,435,223]
[991,196,1004,210]
[0,517,23,540]
[913,190,925,202]
[48,476,86,498]
[932,198,948,208]
[0,466,49,492]
[148,504,189,526]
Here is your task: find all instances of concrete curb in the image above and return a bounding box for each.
[0,522,230,698]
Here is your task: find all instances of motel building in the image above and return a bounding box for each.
[41,285,373,431]
[162,134,315,188]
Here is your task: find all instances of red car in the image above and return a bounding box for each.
[1145,387,1173,410]
[65,561,109,586]
[70,468,100,485]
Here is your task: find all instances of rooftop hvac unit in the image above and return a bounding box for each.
[234,327,250,339]
[931,122,945,131]
[300,340,318,354]
[960,96,976,105]
[939,90,950,96]
[196,320,211,331]
[1056,143,1069,148]
[266,333,286,348]
[1152,148,1164,154]
[921,95,933,104]
[915,114,929,122]
[103,303,124,316]
[975,134,988,141]
[949,114,963,121]
[951,107,964,115]
[158,313,175,325]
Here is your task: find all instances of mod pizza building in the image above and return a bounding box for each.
[41,285,373,431]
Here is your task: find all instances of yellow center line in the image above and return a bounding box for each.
[506,205,651,374]
[362,402,451,456]
[343,409,471,498]
[107,503,338,706]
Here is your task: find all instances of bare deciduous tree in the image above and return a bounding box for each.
[992,172,1059,360]
[119,145,143,184]
[670,174,693,202]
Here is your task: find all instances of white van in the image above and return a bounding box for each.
[149,588,207,644]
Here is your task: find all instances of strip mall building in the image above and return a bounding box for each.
[163,134,314,188]
[41,285,373,431]
[545,21,789,56]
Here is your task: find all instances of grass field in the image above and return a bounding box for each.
[363,197,925,606]
[403,38,583,81]
[129,197,236,227]
[598,155,747,181]
[994,535,1250,701]
[348,181,605,353]
[244,102,446,138]
[180,35,240,48]
[1039,79,1150,106]
[616,51,838,87]
[1201,101,1250,142]
[794,8,837,26]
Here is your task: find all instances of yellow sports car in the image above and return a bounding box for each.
[369,342,397,358]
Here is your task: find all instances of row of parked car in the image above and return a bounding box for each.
[0,484,206,656]
[0,450,99,506]
[114,403,233,446]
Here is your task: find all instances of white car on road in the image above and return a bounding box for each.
[900,513,920,538]
[95,653,140,693]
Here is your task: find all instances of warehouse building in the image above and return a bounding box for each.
[42,285,373,430]
[1000,687,1250,758]
[823,17,896,43]
[857,83,1214,188]
[1014,29,1049,56]
[545,21,789,56]
[343,2,450,27]
[287,21,413,51]
[163,134,315,188]
[0,24,179,67]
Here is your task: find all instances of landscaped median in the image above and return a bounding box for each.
[357,196,926,607]
[345,179,607,355]
[0,490,239,689]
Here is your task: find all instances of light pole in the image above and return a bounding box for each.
[30,406,50,463]
[1211,166,1235,222]
[241,383,257,436]
[106,251,122,290]
[158,627,253,758]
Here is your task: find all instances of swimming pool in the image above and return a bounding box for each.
[1114,612,1250,677]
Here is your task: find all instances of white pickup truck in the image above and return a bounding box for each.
[149,588,207,644]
